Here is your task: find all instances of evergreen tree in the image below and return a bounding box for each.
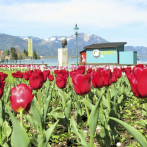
[10,47,17,60]
[17,53,22,60]
[23,49,28,56]
[37,54,40,59]
[33,50,37,59]
[6,50,10,56]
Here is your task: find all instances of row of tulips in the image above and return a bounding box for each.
[0,65,146,146]
[0,64,47,69]
[10,65,123,91]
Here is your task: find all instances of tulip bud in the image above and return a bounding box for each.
[48,74,54,81]
[72,73,91,95]
[0,81,5,99]
[10,84,34,112]
[56,76,67,89]
[29,72,44,90]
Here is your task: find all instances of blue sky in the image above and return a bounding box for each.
[0,0,147,46]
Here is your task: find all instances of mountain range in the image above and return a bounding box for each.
[0,33,146,58]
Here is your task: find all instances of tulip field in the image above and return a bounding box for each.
[0,64,147,147]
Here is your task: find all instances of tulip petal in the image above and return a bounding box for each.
[137,68,147,98]
[72,74,91,95]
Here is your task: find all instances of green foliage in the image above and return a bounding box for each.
[110,117,147,147]
[17,53,22,60]
[23,49,28,57]
[7,107,30,147]
[5,49,10,56]
[88,95,102,146]
[10,47,17,60]
[33,50,40,59]
[70,117,89,147]
[0,70,146,146]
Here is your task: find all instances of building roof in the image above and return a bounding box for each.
[80,42,127,53]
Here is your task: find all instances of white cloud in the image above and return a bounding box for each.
[0,0,147,28]
[128,0,147,6]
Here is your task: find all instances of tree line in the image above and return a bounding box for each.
[3,47,40,60]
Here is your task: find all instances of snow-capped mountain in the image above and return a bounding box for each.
[0,32,146,57]
[0,33,107,56]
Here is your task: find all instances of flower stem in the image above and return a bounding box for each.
[106,87,111,112]
[2,99,4,120]
[144,99,147,113]
[20,110,23,126]
[90,137,94,147]
[84,95,89,121]
[0,126,2,145]
[37,89,42,112]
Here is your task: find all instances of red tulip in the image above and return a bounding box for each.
[123,67,132,74]
[0,72,8,81]
[54,70,59,75]
[70,70,79,78]
[126,65,147,98]
[77,66,85,74]
[96,67,104,73]
[135,64,144,67]
[10,84,34,112]
[121,67,126,72]
[101,69,112,86]
[87,68,92,75]
[113,68,122,78]
[0,81,5,99]
[56,76,67,89]
[111,72,118,83]
[91,71,103,88]
[63,70,69,78]
[43,70,50,82]
[29,72,44,90]
[23,72,29,80]
[12,71,23,78]
[26,70,34,77]
[72,73,91,95]
[48,74,54,81]
[54,70,69,78]
[34,69,44,78]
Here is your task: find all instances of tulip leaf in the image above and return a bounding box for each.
[4,86,11,104]
[75,100,85,116]
[0,101,2,121]
[65,98,72,118]
[2,121,11,141]
[48,112,65,120]
[43,83,54,122]
[37,135,51,147]
[110,84,117,98]
[57,89,66,108]
[102,95,109,108]
[99,101,105,124]
[38,121,58,147]
[45,120,59,142]
[70,117,89,147]
[85,100,94,111]
[80,97,94,111]
[56,88,71,108]
[7,107,30,147]
[43,81,50,102]
[2,143,9,147]
[38,134,50,147]
[99,127,106,138]
[88,96,102,139]
[109,117,147,147]
[107,88,111,112]
[117,95,123,104]
[37,135,45,147]
[30,100,42,127]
